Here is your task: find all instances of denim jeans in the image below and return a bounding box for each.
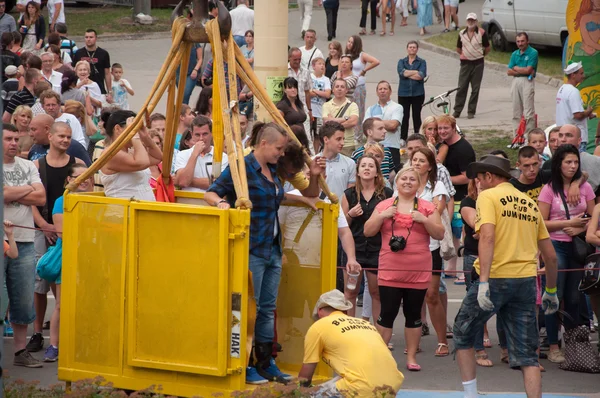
[175,69,198,105]
[462,254,485,351]
[546,240,584,345]
[249,245,282,343]
[4,242,36,324]
[454,278,539,368]
[234,35,246,48]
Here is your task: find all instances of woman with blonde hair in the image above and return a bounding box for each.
[342,155,394,324]
[75,60,102,112]
[18,1,45,53]
[11,105,33,158]
[365,166,445,371]
[63,100,98,153]
[325,40,343,79]
[420,116,448,163]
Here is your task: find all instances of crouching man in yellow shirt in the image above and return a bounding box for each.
[298,290,404,396]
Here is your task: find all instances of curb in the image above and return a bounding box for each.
[73,30,172,44]
[418,38,564,88]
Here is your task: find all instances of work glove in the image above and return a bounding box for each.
[542,287,559,315]
[477,282,494,311]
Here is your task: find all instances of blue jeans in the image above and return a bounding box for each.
[546,240,584,345]
[234,35,246,48]
[4,242,36,325]
[175,70,198,105]
[462,254,485,351]
[454,278,539,368]
[249,246,282,343]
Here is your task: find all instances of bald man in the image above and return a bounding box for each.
[28,115,92,165]
[543,124,600,195]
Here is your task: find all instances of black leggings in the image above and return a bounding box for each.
[398,95,425,141]
[378,285,427,329]
[360,0,377,30]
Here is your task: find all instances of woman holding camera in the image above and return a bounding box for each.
[538,144,595,364]
[364,166,444,371]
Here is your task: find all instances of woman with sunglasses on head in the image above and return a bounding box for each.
[342,155,393,324]
[364,167,444,371]
[100,110,162,201]
[277,77,308,133]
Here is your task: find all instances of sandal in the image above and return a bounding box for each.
[359,29,366,35]
[435,343,450,357]
[500,351,509,363]
[404,346,423,355]
[407,363,421,371]
[483,338,492,348]
[475,352,493,367]
[389,31,395,36]
[446,324,454,339]
[369,30,376,35]
[387,342,394,351]
[380,31,386,36]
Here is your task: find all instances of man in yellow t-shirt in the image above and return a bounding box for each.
[453,155,559,398]
[298,290,404,396]
[322,79,359,157]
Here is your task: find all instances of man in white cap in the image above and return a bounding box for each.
[453,13,490,120]
[298,289,404,396]
[453,155,559,398]
[556,61,597,152]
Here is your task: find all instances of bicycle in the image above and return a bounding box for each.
[423,87,462,135]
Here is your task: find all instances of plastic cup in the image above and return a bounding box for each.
[346,271,360,290]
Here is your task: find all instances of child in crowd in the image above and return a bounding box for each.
[110,63,135,110]
[527,128,549,162]
[310,57,332,154]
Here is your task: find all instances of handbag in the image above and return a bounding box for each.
[558,192,594,264]
[440,209,456,260]
[579,253,600,295]
[36,238,62,283]
[558,311,600,373]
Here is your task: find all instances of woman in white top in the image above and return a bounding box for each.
[345,35,380,144]
[411,147,451,357]
[100,110,162,201]
[75,60,102,114]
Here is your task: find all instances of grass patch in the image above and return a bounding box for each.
[10,6,173,37]
[424,30,564,79]
[465,129,519,165]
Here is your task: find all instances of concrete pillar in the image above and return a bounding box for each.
[253,0,288,122]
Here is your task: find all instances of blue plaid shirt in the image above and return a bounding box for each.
[208,152,284,260]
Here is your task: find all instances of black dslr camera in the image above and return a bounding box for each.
[389,235,407,252]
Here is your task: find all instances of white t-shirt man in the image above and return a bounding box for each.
[314,152,356,200]
[47,0,66,24]
[56,112,86,148]
[230,4,254,37]
[174,147,229,193]
[3,157,42,242]
[364,100,404,149]
[556,83,588,143]
[300,45,324,72]
[310,73,331,118]
[44,70,63,94]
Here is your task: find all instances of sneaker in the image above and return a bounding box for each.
[266,358,293,381]
[548,349,565,363]
[14,350,42,368]
[452,112,460,118]
[26,333,44,352]
[421,323,430,336]
[467,114,475,119]
[44,345,58,362]
[3,323,13,337]
[246,366,268,385]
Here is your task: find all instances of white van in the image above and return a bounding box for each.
[481,0,569,50]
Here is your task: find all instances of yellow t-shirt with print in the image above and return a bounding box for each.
[322,99,359,147]
[474,182,550,278]
[303,311,404,395]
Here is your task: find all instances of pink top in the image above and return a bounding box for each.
[376,198,435,289]
[538,182,595,242]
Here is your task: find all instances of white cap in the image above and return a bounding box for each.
[312,289,353,321]
[4,65,17,76]
[564,61,583,75]
[466,12,478,20]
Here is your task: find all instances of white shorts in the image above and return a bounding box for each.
[444,0,459,6]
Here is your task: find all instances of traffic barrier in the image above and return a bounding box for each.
[59,191,337,396]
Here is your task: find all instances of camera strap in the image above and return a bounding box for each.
[390,197,419,240]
